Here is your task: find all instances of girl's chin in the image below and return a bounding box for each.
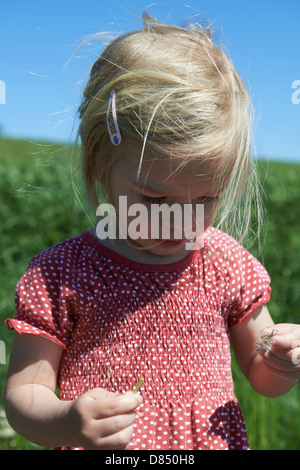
[139,238,189,255]
[154,239,186,248]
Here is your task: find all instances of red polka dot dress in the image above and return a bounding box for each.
[6,227,271,450]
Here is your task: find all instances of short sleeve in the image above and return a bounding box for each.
[217,238,272,328]
[5,248,76,350]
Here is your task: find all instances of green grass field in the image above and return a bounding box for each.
[0,137,299,450]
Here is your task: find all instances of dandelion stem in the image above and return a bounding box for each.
[133,379,143,394]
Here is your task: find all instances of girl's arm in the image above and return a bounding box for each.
[230,305,300,397]
[5,334,71,446]
[5,334,142,449]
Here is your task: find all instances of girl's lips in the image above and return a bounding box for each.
[155,239,186,247]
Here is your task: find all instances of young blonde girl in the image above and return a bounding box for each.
[4,13,300,450]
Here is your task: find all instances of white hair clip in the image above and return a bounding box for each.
[106,90,122,146]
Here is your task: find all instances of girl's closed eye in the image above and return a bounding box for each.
[140,195,220,205]
[197,195,220,204]
[140,194,166,204]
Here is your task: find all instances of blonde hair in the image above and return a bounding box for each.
[77,12,261,245]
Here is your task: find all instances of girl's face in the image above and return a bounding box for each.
[106,140,222,259]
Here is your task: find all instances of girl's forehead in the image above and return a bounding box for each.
[122,141,220,190]
[137,160,212,187]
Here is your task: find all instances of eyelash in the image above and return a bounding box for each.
[140,195,166,204]
[197,196,220,204]
[140,195,220,204]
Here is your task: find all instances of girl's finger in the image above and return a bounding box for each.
[270,333,300,360]
[84,423,135,450]
[93,392,143,419]
[259,347,300,372]
[95,410,137,438]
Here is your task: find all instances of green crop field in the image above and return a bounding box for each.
[0,137,299,450]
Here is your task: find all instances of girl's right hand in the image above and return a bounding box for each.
[66,387,143,450]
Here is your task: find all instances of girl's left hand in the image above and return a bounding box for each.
[258,323,300,381]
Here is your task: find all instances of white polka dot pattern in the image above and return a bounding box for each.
[5,227,271,450]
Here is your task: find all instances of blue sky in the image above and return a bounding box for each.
[0,0,299,161]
